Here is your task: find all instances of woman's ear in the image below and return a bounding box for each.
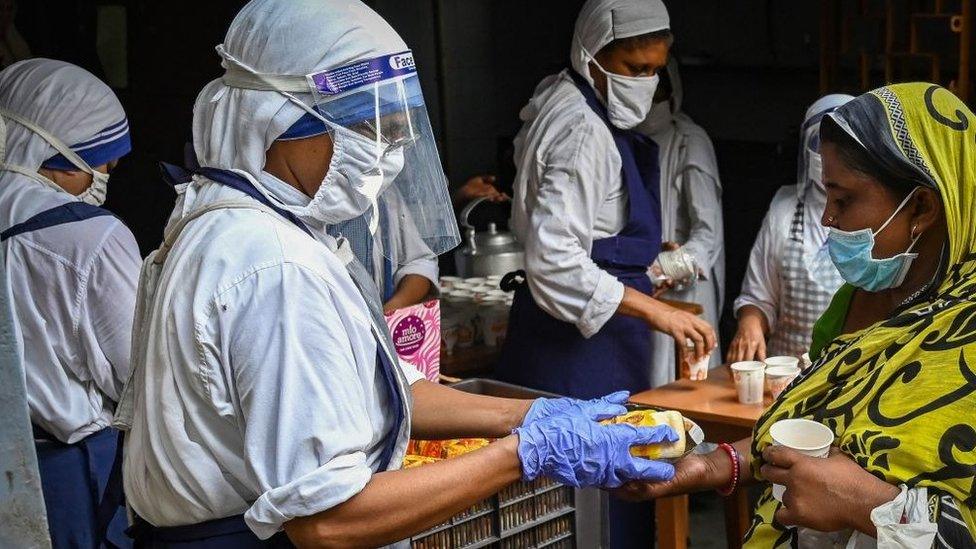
[911,187,942,235]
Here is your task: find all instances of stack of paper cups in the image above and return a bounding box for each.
[763,356,801,399]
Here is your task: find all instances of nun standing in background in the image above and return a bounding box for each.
[637,57,725,385]
[0,58,137,548]
[728,94,854,362]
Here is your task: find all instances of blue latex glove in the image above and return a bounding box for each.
[522,391,630,425]
[514,414,677,488]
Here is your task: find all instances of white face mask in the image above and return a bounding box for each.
[588,52,659,130]
[314,125,405,231]
[78,170,109,206]
[0,108,109,205]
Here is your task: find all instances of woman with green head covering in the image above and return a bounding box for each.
[612,83,976,548]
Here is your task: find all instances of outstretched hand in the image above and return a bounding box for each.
[522,391,630,425]
[515,415,677,489]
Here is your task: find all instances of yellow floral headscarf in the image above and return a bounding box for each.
[746,83,976,547]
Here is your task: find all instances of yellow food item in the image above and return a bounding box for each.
[406,438,492,459]
[402,455,440,468]
[442,438,490,458]
[601,409,687,459]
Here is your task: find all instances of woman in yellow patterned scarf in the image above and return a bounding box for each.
[616,83,976,547]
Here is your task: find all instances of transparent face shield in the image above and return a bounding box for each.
[218,47,460,270]
[798,113,826,194]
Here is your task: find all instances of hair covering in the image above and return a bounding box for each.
[747,83,976,546]
[0,58,130,173]
[193,0,405,178]
[569,0,670,86]
[797,93,854,266]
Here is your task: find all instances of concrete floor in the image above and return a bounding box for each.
[686,492,729,548]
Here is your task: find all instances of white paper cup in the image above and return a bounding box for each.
[769,419,834,501]
[441,315,460,355]
[439,276,462,290]
[800,352,812,370]
[764,356,800,369]
[479,304,510,347]
[731,361,765,405]
[681,341,710,381]
[765,365,801,399]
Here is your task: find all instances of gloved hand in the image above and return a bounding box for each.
[514,414,677,488]
[522,391,630,426]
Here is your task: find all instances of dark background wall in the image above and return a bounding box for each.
[14,0,828,342]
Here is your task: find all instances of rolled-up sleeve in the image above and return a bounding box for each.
[523,115,625,338]
[223,263,378,539]
[391,209,439,291]
[733,205,782,330]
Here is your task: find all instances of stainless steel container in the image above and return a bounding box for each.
[454,197,525,278]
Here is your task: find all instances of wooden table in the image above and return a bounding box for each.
[630,367,771,549]
[439,344,500,378]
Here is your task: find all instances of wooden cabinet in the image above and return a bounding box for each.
[821,0,973,104]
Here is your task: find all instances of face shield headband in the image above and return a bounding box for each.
[214,45,460,267]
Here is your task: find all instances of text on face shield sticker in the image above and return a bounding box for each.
[309,51,417,96]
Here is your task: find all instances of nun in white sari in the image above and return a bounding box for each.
[638,58,725,386]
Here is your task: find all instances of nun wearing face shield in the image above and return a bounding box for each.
[728,94,855,363]
[117,1,683,547]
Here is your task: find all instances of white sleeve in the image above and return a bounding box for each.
[523,117,625,338]
[394,255,439,291]
[398,357,426,385]
[226,264,377,539]
[76,223,141,402]
[677,168,723,279]
[390,208,439,293]
[733,205,781,331]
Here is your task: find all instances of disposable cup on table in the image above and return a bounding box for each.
[730,361,765,405]
[765,365,801,399]
[441,315,460,355]
[769,418,834,501]
[681,339,710,381]
[479,303,510,347]
[764,356,800,369]
[440,276,463,290]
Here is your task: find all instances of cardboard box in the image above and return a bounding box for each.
[385,299,440,382]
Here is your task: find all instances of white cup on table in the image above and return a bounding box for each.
[765,365,801,399]
[768,418,835,501]
[730,361,765,405]
[764,356,800,369]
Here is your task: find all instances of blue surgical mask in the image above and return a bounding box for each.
[826,189,922,291]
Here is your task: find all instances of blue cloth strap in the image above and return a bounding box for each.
[1,202,114,241]
[373,348,403,471]
[590,234,659,270]
[157,162,313,238]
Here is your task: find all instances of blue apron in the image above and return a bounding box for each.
[141,165,406,547]
[495,70,663,549]
[3,202,130,549]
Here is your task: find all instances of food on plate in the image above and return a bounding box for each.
[601,409,687,459]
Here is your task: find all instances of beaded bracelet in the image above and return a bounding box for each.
[716,442,740,496]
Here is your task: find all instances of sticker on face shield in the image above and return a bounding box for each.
[308,51,417,96]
